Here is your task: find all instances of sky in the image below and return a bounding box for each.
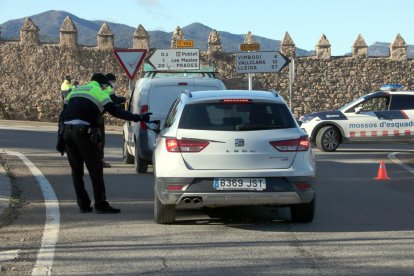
[0,0,413,55]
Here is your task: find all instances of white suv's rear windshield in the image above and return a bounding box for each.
[179,101,296,131]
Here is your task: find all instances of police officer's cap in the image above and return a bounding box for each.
[91,73,110,86]
[105,73,116,82]
[64,75,71,81]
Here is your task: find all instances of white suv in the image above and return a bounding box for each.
[299,84,414,152]
[152,90,316,224]
[123,70,226,173]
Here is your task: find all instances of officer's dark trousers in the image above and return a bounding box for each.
[63,125,108,209]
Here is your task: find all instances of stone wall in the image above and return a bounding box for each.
[1,17,414,124]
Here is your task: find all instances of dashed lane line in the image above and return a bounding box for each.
[3,149,60,276]
[0,249,21,262]
[388,152,414,175]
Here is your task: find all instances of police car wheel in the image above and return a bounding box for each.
[316,126,340,152]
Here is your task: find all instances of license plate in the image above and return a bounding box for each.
[214,178,266,191]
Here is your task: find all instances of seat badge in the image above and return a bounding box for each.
[235,139,244,147]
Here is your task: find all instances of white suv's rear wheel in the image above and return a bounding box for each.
[290,198,315,223]
[316,126,340,152]
[154,194,175,224]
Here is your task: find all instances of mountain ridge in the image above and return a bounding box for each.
[1,10,413,57]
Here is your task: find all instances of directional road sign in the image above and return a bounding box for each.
[147,48,200,70]
[236,51,290,74]
[113,49,147,79]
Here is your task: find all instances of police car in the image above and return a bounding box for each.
[299,84,414,151]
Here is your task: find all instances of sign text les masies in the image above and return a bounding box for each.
[148,48,200,70]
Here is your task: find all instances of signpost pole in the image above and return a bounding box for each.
[129,80,134,95]
[288,58,295,109]
[248,73,252,90]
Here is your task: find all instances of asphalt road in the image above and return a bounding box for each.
[1,121,414,275]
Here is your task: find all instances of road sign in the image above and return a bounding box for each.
[236,51,290,74]
[113,49,147,80]
[147,49,200,70]
[240,43,260,52]
[176,40,194,48]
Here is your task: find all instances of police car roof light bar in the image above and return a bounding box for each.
[380,84,403,92]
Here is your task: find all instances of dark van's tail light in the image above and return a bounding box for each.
[166,139,209,152]
[270,136,310,152]
[140,105,148,130]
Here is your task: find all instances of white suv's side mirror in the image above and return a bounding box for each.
[354,106,363,114]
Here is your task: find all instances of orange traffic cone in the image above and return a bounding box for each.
[374,161,390,180]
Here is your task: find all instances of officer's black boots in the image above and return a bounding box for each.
[95,205,121,214]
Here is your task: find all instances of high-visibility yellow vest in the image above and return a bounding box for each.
[65,81,112,112]
[61,80,73,92]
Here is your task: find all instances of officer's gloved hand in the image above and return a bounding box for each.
[140,112,152,123]
[118,96,127,104]
[56,134,65,156]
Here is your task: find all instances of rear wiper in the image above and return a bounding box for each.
[236,124,284,131]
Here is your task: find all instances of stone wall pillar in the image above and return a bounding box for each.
[20,18,40,46]
[390,33,407,61]
[133,24,149,50]
[60,16,77,48]
[207,29,222,56]
[316,34,331,59]
[243,31,256,44]
[352,34,368,58]
[280,32,295,58]
[97,22,114,50]
[171,26,184,48]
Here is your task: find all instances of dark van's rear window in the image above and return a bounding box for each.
[179,102,295,131]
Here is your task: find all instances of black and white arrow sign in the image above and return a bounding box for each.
[236,51,290,74]
[147,49,200,70]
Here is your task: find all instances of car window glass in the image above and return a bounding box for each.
[164,98,181,128]
[389,95,414,110]
[351,96,389,112]
[179,102,295,131]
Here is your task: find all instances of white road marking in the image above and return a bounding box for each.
[388,152,414,174]
[0,249,20,261]
[2,149,60,276]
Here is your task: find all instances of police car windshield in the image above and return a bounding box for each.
[338,97,364,112]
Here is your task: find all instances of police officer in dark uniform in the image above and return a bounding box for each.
[57,73,151,214]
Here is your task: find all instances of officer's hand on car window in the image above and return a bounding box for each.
[140,112,152,122]
[132,112,152,122]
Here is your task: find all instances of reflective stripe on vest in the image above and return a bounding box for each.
[64,81,112,112]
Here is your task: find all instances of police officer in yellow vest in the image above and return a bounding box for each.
[60,75,74,102]
[57,73,151,214]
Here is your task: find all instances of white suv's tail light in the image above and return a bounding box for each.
[166,139,209,152]
[270,136,310,152]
